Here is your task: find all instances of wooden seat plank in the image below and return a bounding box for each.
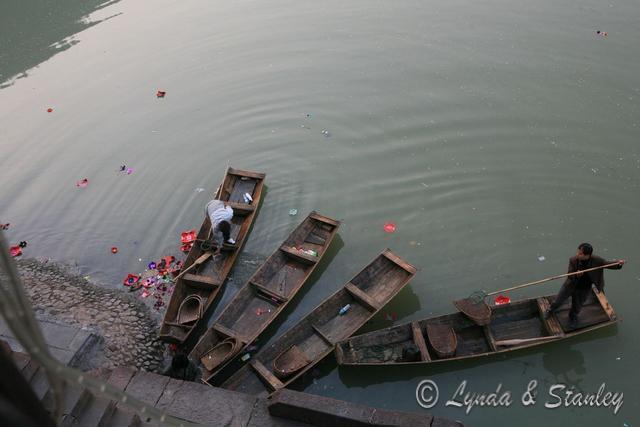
[250,359,284,391]
[279,246,318,265]
[228,168,266,180]
[483,326,498,352]
[250,281,288,303]
[311,324,336,345]
[183,273,220,286]
[345,282,381,311]
[212,323,246,343]
[411,322,431,362]
[536,297,565,336]
[381,250,417,274]
[591,285,616,321]
[308,212,340,226]
[227,202,255,215]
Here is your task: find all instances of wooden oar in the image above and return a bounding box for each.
[495,336,561,347]
[455,261,623,326]
[173,252,213,281]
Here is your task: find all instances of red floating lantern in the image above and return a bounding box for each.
[494,295,511,306]
[180,242,194,253]
[9,246,22,257]
[181,230,196,244]
[156,90,166,98]
[123,274,141,286]
[47,108,53,113]
[383,222,396,233]
[111,247,118,254]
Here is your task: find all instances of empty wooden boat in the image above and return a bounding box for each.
[220,249,417,396]
[189,212,340,382]
[335,284,617,366]
[159,167,265,345]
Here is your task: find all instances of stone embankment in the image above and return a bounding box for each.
[14,259,166,372]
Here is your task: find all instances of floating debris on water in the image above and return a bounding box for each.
[76,178,89,188]
[384,312,398,321]
[9,246,22,257]
[289,209,298,216]
[321,129,331,137]
[538,255,546,262]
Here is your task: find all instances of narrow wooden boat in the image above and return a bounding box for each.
[159,167,265,345]
[220,249,417,395]
[189,212,340,382]
[335,284,617,366]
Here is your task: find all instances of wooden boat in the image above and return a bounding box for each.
[159,167,265,345]
[189,212,340,382]
[335,284,617,366]
[220,249,417,395]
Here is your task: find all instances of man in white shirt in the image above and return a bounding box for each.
[205,200,235,255]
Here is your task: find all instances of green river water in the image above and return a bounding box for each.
[1,1,639,425]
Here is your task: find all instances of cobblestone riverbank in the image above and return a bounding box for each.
[14,258,166,372]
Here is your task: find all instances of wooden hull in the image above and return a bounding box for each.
[189,212,340,382]
[335,286,617,366]
[220,249,417,396]
[159,167,265,345]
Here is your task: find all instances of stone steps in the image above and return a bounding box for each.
[11,351,456,427]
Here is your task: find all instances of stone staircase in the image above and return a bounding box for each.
[12,351,303,427]
[12,350,463,427]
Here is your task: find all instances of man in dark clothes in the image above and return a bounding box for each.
[545,243,625,328]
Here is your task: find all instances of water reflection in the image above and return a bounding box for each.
[540,326,618,391]
[0,0,122,88]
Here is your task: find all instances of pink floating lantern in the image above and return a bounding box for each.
[383,222,396,233]
[76,178,89,188]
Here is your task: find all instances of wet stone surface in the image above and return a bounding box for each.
[12,258,167,372]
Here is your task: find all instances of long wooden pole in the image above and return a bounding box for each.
[486,261,622,296]
[495,336,561,346]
